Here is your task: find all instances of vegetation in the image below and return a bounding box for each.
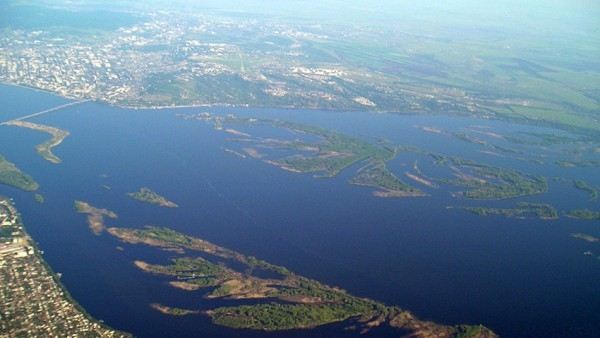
[268,120,396,177]
[209,303,373,331]
[189,115,552,201]
[464,202,558,219]
[0,154,39,191]
[556,159,600,168]
[108,226,496,337]
[150,303,199,316]
[567,209,600,220]
[194,115,425,198]
[573,180,598,201]
[350,160,426,197]
[127,187,178,208]
[505,132,578,146]
[34,194,45,204]
[453,132,487,146]
[432,154,547,199]
[4,2,600,137]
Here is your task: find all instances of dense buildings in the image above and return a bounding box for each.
[0,198,128,337]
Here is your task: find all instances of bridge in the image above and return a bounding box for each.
[0,99,90,125]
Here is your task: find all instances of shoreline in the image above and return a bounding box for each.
[2,81,595,137]
[0,197,130,337]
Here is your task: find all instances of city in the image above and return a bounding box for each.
[0,197,128,337]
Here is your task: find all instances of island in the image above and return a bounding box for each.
[150,303,199,316]
[570,233,599,243]
[183,114,425,198]
[0,197,129,337]
[463,202,558,220]
[127,187,178,208]
[556,159,600,168]
[567,209,600,221]
[183,114,550,200]
[573,180,598,201]
[0,154,39,191]
[106,225,496,337]
[5,120,70,164]
[74,200,118,235]
[350,160,427,197]
[34,193,45,204]
[431,154,548,200]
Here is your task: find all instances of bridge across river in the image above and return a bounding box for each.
[0,100,90,125]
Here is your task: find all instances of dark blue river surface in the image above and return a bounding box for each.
[0,84,599,337]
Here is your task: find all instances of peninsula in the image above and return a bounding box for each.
[5,120,70,164]
[127,187,178,208]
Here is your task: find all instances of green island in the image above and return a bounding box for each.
[183,114,552,200]
[5,120,70,164]
[187,114,425,198]
[127,187,178,208]
[573,180,598,201]
[0,197,130,337]
[566,209,600,221]
[431,154,547,199]
[570,233,599,243]
[463,202,558,220]
[423,128,519,156]
[34,193,45,204]
[350,160,427,197]
[105,225,496,337]
[556,159,600,168]
[453,132,487,146]
[0,154,39,191]
[265,119,397,178]
[74,200,118,235]
[504,132,578,146]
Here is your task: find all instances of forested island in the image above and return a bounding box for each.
[183,114,553,201]
[0,154,39,191]
[464,202,558,219]
[431,154,548,200]
[567,209,600,220]
[573,180,598,201]
[127,187,178,208]
[106,225,496,337]
[182,114,428,198]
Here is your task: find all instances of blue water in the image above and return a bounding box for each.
[0,84,598,337]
